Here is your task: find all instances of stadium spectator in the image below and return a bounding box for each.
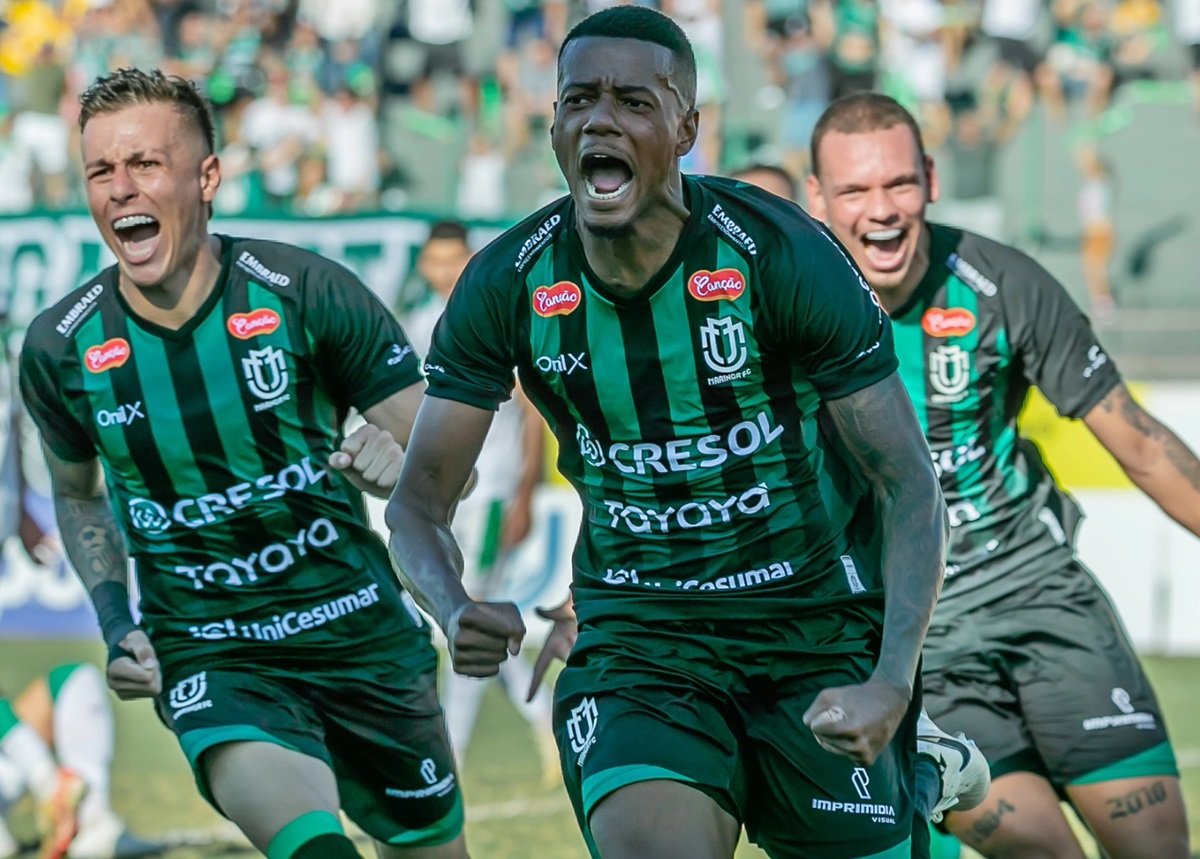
[389,8,988,859]
[0,107,37,214]
[0,664,162,859]
[1078,144,1118,319]
[21,68,470,859]
[814,0,881,98]
[400,221,555,785]
[238,56,320,209]
[806,91,1197,859]
[319,84,382,211]
[9,41,70,209]
[1178,0,1200,112]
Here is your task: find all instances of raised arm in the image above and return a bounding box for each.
[386,396,526,677]
[43,444,160,698]
[804,371,947,764]
[1083,382,1200,537]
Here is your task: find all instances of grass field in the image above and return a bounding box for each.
[2,640,1197,858]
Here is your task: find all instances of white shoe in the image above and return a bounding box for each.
[916,710,991,823]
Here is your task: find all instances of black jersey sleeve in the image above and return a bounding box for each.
[301,255,424,413]
[1001,250,1122,418]
[422,253,517,412]
[763,222,898,400]
[19,326,96,463]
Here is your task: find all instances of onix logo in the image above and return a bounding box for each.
[419,758,438,785]
[566,697,599,764]
[700,317,748,374]
[577,424,606,467]
[242,346,289,401]
[851,767,872,801]
[96,401,144,428]
[929,345,969,404]
[128,498,171,534]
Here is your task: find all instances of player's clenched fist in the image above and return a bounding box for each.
[329,423,405,496]
[106,629,162,700]
[446,601,526,677]
[802,678,910,766]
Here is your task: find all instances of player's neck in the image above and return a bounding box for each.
[119,234,223,330]
[577,196,690,296]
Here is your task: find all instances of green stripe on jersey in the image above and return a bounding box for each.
[892,320,929,434]
[74,313,147,496]
[126,328,208,499]
[945,275,983,498]
[194,303,266,482]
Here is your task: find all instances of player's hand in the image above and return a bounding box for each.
[802,677,910,766]
[527,599,577,702]
[446,601,526,678]
[106,630,162,700]
[329,423,405,497]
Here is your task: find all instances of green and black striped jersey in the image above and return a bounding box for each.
[426,175,898,624]
[20,236,425,665]
[892,224,1121,609]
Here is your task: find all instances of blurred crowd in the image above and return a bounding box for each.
[0,0,1197,220]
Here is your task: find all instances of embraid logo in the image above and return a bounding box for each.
[921,307,976,338]
[227,309,282,339]
[688,268,746,302]
[84,338,131,373]
[532,282,582,317]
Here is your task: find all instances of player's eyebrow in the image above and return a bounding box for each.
[85,148,168,169]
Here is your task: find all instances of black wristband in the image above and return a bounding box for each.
[91,581,139,649]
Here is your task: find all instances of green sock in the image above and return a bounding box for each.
[265,810,347,859]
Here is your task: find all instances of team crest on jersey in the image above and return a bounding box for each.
[84,338,131,373]
[921,307,976,338]
[699,316,750,385]
[688,268,746,302]
[227,308,281,339]
[929,344,970,404]
[242,346,291,412]
[532,282,582,317]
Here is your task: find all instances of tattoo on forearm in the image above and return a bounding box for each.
[56,497,128,589]
[1100,386,1200,493]
[1107,781,1169,820]
[967,799,1015,845]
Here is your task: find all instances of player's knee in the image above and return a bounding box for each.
[265,810,357,859]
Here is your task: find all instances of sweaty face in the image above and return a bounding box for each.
[806,125,938,295]
[552,37,697,238]
[83,102,219,291]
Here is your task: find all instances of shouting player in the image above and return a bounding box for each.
[389,7,972,858]
[806,92,1197,859]
[20,69,466,859]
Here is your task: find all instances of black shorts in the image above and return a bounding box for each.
[922,561,1177,787]
[156,646,461,848]
[553,610,925,859]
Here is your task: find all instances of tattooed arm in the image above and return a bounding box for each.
[802,371,948,765]
[44,443,161,698]
[1084,382,1200,537]
[44,444,128,589]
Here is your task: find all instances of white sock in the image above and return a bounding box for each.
[440,667,490,763]
[0,723,56,801]
[51,665,114,826]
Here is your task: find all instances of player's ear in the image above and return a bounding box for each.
[804,174,827,222]
[924,154,940,206]
[675,106,699,159]
[200,153,221,205]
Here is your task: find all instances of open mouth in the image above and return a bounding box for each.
[863,228,904,255]
[112,214,161,263]
[581,153,633,201]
